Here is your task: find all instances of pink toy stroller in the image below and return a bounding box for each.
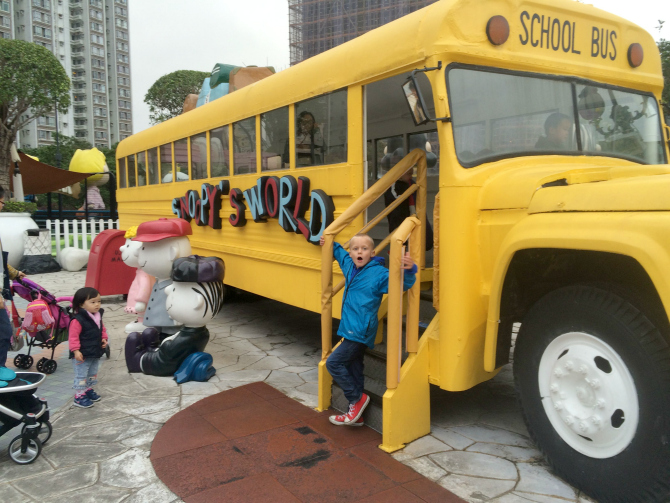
[10,278,74,374]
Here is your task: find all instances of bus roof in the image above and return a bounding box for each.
[118,0,662,157]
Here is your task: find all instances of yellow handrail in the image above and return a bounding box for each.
[386,216,421,389]
[320,148,427,361]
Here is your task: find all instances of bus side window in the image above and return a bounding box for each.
[127,155,136,187]
[190,133,208,180]
[210,126,229,177]
[137,151,147,186]
[261,106,289,171]
[233,117,257,175]
[174,138,189,181]
[160,143,173,182]
[295,89,347,167]
[147,148,159,185]
[118,157,127,188]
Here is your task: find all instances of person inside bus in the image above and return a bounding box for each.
[535,112,572,151]
[290,111,324,166]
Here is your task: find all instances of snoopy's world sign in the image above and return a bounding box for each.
[170,175,335,245]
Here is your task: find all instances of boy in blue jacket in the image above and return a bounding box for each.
[320,233,417,426]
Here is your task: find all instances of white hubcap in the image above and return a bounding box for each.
[538,331,639,458]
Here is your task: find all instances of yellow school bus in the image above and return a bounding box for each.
[116,0,670,500]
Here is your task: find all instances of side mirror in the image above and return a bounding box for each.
[402,79,429,126]
[401,62,450,126]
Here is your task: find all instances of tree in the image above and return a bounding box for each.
[658,39,669,120]
[0,39,71,190]
[144,70,209,125]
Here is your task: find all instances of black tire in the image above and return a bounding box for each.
[514,285,670,502]
[36,357,46,372]
[43,360,57,374]
[7,435,42,464]
[13,354,25,368]
[23,355,34,369]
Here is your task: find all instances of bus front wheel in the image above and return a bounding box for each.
[514,285,670,503]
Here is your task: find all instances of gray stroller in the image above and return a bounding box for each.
[0,369,51,464]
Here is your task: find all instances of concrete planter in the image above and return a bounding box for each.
[0,212,39,268]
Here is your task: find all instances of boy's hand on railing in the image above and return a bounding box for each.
[402,252,416,270]
[319,236,325,246]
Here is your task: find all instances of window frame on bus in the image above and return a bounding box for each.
[232,115,258,176]
[293,87,348,169]
[190,131,209,180]
[445,63,667,168]
[159,142,174,183]
[174,137,189,182]
[117,157,126,188]
[260,105,290,172]
[127,153,137,188]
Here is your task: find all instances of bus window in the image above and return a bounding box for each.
[295,89,347,167]
[174,138,189,181]
[137,151,146,186]
[147,147,159,185]
[127,155,136,187]
[190,132,208,180]
[448,68,576,166]
[576,85,665,165]
[210,126,229,177]
[261,106,289,171]
[233,117,256,175]
[118,157,126,188]
[160,143,173,182]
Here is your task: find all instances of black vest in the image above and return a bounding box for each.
[71,308,105,359]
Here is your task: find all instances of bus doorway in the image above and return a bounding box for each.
[364,71,439,267]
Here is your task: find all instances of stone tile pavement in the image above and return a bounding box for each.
[0,271,598,503]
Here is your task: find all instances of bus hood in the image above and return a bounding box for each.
[479,163,670,213]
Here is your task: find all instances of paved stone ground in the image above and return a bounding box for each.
[0,271,597,503]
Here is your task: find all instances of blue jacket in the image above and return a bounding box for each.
[334,242,417,348]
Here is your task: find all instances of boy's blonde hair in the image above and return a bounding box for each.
[350,233,374,248]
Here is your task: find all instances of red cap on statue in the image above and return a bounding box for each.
[133,218,192,242]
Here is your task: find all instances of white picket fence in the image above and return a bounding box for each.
[46,218,119,255]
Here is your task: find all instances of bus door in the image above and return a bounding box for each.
[364,71,440,266]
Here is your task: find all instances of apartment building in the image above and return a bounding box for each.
[288,0,438,65]
[7,0,132,151]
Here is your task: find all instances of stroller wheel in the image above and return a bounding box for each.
[23,421,53,445]
[43,360,57,374]
[36,358,46,372]
[8,435,42,464]
[15,354,33,370]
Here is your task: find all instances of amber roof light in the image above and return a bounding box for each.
[628,43,643,68]
[487,16,509,46]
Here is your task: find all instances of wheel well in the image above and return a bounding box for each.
[494,248,670,368]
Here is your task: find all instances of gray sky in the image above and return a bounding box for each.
[129,0,668,135]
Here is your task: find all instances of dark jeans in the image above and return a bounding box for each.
[0,308,13,367]
[326,338,367,405]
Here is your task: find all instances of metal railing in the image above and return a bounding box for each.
[320,149,427,395]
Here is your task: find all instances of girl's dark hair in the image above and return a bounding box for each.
[0,185,5,199]
[72,287,100,311]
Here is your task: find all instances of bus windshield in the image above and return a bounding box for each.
[447,67,666,167]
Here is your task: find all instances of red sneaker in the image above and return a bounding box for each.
[328,393,369,426]
[329,414,365,427]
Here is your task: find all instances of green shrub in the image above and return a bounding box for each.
[1,201,37,214]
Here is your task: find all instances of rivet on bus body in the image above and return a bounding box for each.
[628,43,643,68]
[486,15,510,46]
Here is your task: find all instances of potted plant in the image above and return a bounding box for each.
[0,200,39,268]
